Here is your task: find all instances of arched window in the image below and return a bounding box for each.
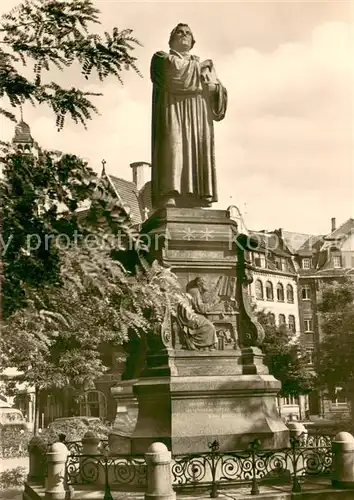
[265,281,274,300]
[269,313,276,326]
[276,283,284,302]
[288,315,296,333]
[301,285,311,300]
[278,314,286,325]
[255,280,264,300]
[286,284,294,303]
[79,391,107,419]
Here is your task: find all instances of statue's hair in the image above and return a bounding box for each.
[186,277,206,292]
[169,23,196,49]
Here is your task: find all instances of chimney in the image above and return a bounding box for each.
[130,162,151,191]
[331,217,336,232]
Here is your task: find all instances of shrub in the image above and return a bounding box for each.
[40,417,110,445]
[0,467,27,489]
[0,426,31,458]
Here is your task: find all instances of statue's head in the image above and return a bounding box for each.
[169,23,195,52]
[195,277,208,293]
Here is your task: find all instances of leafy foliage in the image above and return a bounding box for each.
[0,466,27,489]
[0,144,183,395]
[316,279,354,397]
[1,145,97,319]
[0,0,142,128]
[257,309,314,396]
[41,417,110,443]
[1,426,31,458]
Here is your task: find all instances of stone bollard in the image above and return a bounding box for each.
[80,431,103,485]
[287,421,308,445]
[145,442,176,500]
[332,431,354,488]
[45,442,69,500]
[27,437,47,483]
[82,431,100,455]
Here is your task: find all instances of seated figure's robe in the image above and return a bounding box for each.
[150,49,228,208]
[176,289,217,349]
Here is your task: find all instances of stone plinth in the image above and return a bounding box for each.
[131,348,288,454]
[109,379,139,454]
[142,206,239,284]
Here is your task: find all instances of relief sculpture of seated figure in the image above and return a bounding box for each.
[176,277,222,351]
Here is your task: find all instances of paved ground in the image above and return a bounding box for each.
[0,457,28,472]
[0,489,23,499]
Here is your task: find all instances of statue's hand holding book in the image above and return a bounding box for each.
[201,59,218,91]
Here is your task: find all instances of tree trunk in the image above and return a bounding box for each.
[34,386,40,435]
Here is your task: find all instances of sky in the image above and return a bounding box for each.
[1,0,353,234]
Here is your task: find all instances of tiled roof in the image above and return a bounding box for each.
[282,231,318,253]
[108,175,142,225]
[323,218,354,241]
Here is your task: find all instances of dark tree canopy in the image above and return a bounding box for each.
[316,279,354,396]
[257,309,314,396]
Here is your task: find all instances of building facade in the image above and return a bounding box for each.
[283,218,354,421]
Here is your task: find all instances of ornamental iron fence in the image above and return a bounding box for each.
[63,433,332,498]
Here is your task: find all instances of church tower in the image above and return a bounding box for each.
[12,117,34,154]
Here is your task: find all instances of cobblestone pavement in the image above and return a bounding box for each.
[0,489,23,499]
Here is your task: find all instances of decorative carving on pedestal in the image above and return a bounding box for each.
[236,234,265,348]
[174,276,239,351]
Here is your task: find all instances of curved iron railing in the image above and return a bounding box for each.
[63,433,333,499]
[171,436,332,497]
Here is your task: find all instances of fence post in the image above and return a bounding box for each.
[27,437,47,483]
[44,442,69,500]
[332,431,354,489]
[145,442,176,500]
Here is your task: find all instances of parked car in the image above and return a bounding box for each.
[43,416,110,444]
[0,406,28,431]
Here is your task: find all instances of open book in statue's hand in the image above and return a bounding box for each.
[201,59,218,90]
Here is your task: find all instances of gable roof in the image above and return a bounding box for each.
[282,231,317,253]
[323,218,354,242]
[106,175,143,225]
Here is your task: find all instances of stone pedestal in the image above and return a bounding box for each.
[129,207,288,454]
[109,379,139,454]
[131,348,288,454]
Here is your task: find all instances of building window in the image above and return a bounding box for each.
[304,319,313,332]
[254,253,266,268]
[283,395,299,406]
[306,350,314,365]
[286,284,294,303]
[288,315,296,333]
[255,279,264,300]
[302,258,311,269]
[79,391,107,419]
[268,313,276,326]
[331,387,347,406]
[333,255,342,268]
[279,314,286,326]
[276,283,284,302]
[265,281,274,301]
[301,285,311,300]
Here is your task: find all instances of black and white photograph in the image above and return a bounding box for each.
[0,1,353,499]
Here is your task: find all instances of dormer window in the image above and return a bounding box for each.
[333,255,342,268]
[302,258,311,269]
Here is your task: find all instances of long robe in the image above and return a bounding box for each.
[176,290,217,349]
[150,49,228,209]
